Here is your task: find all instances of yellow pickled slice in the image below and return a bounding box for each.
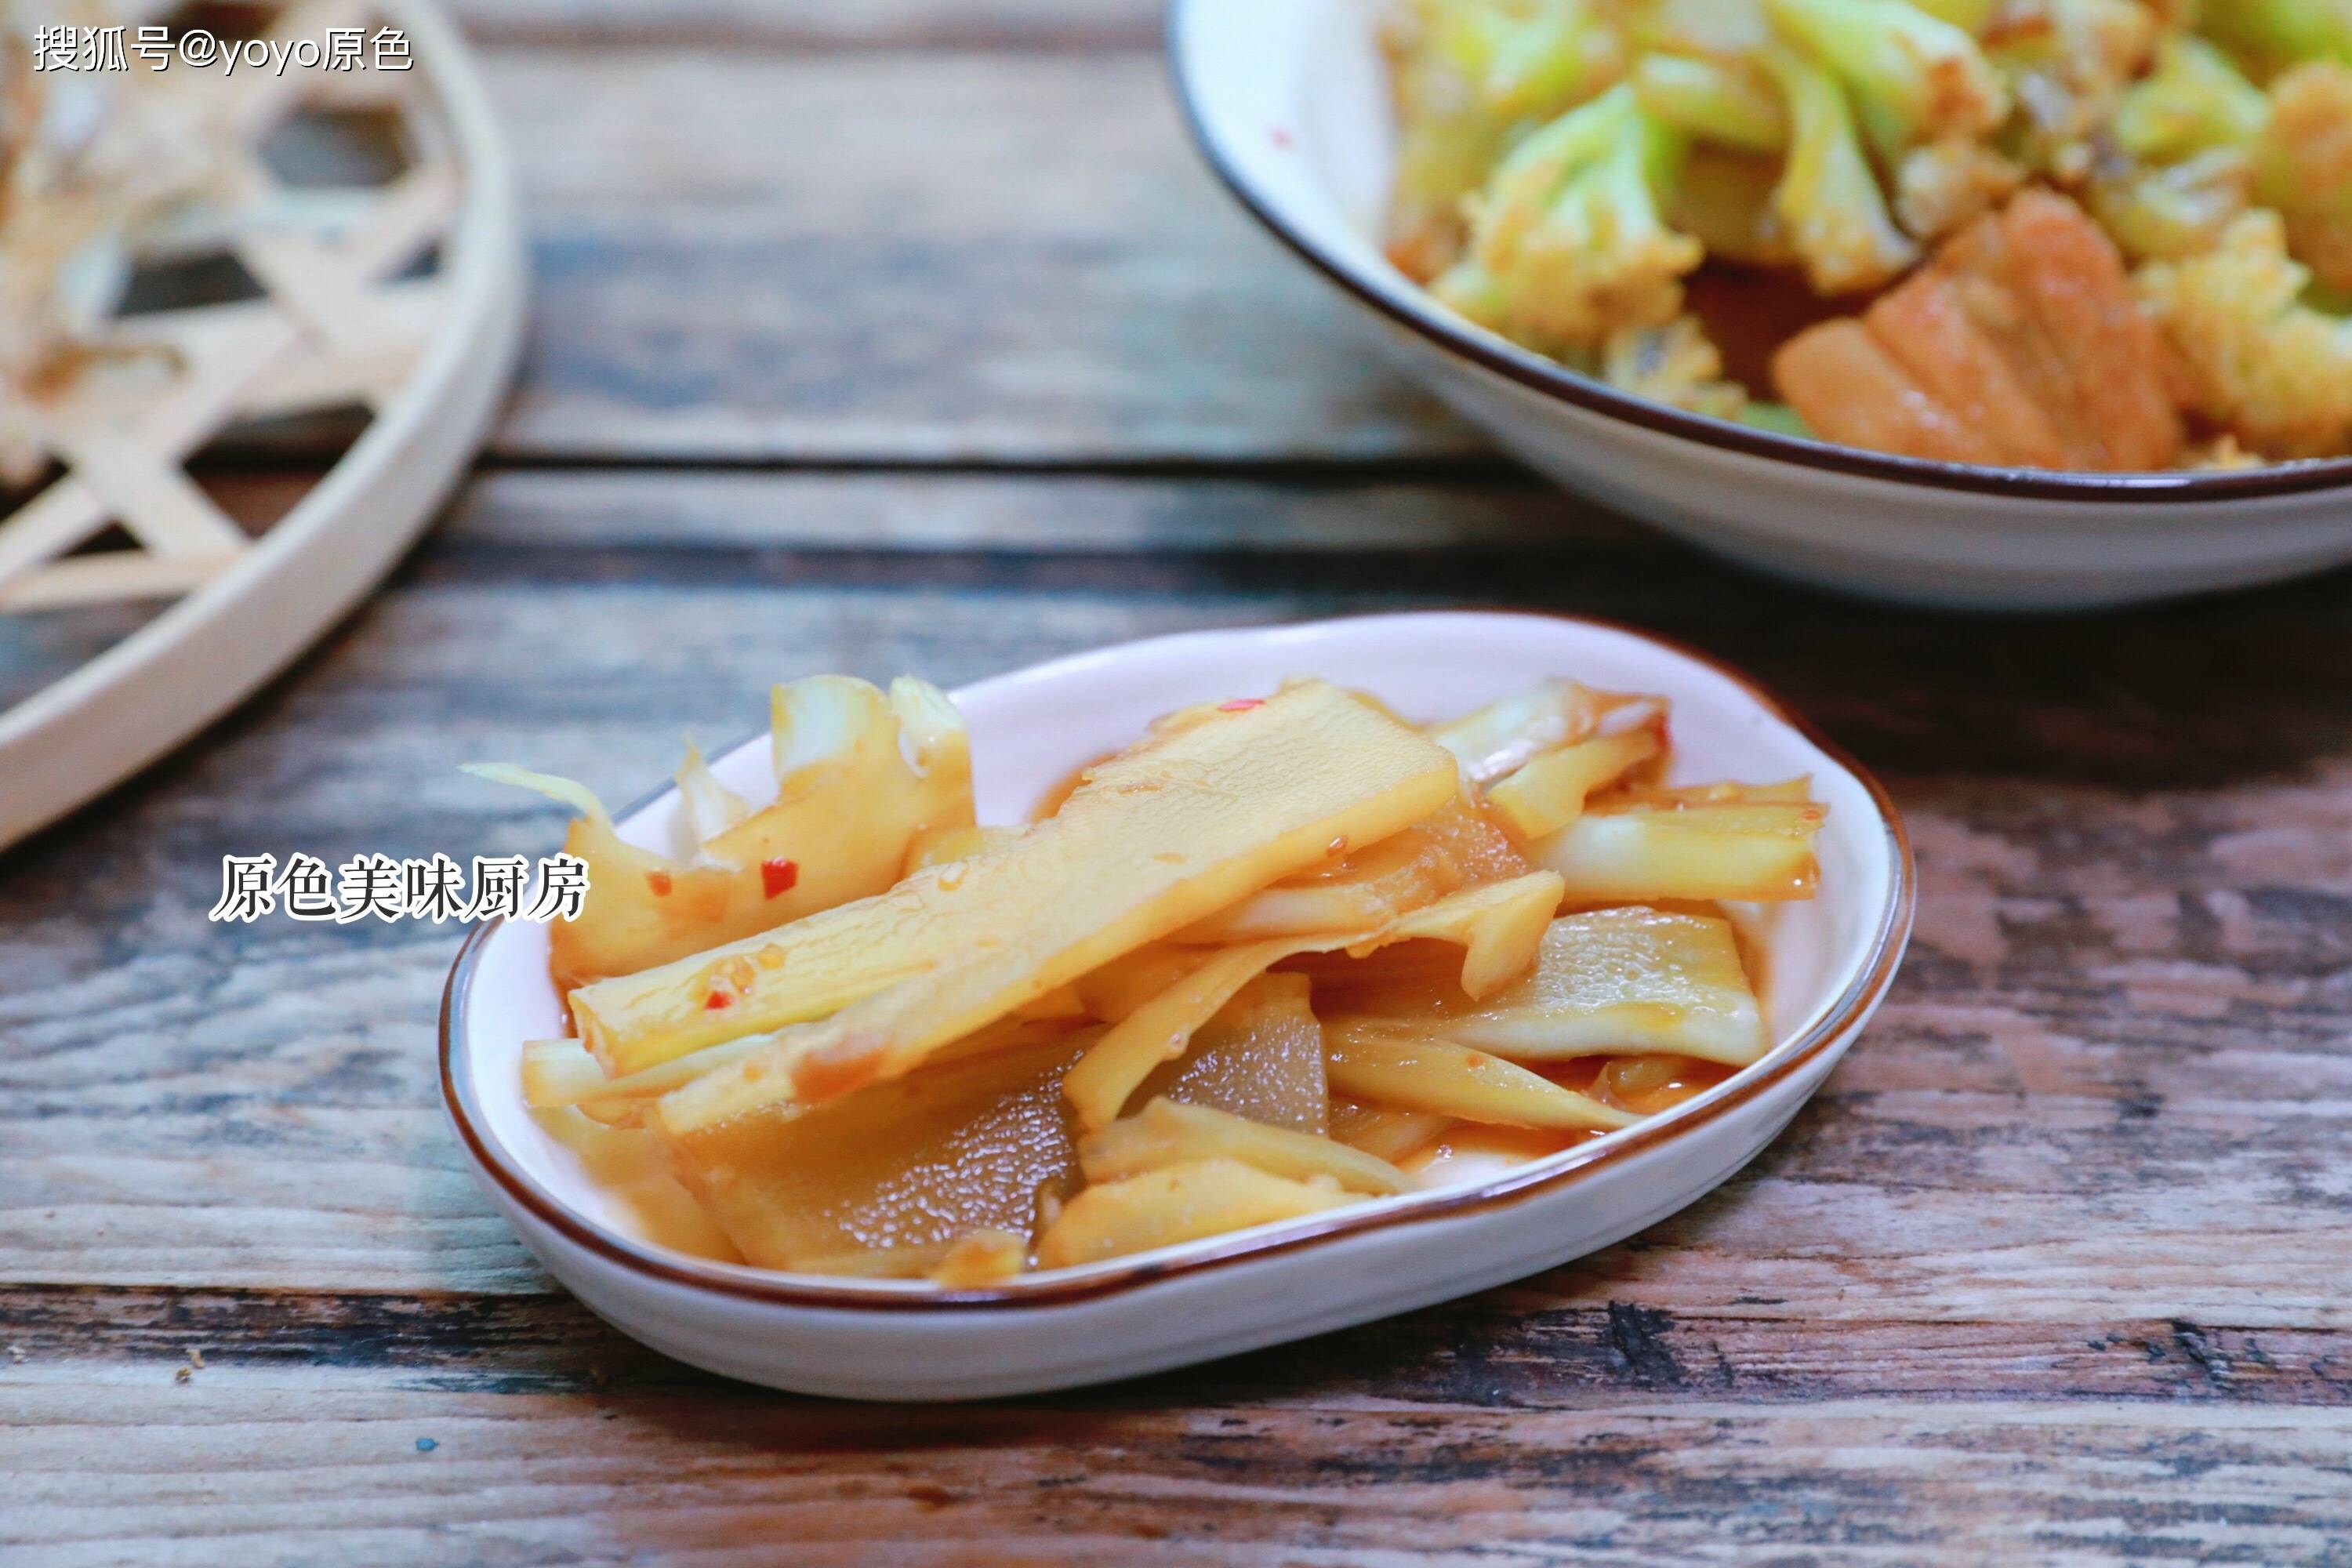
[1073,943,1203,1024]
[1414,791,1537,885]
[661,1025,1093,1271]
[1531,799,1824,902]
[648,680,1460,1125]
[1034,1157,1362,1269]
[1592,1053,1738,1116]
[1432,683,1667,786]
[1403,1123,1599,1185]
[672,741,750,838]
[1173,824,1465,942]
[1431,681,1606,786]
[1062,873,1562,1132]
[1323,1022,1635,1132]
[1486,726,1664,840]
[1341,909,1770,1067]
[1080,1098,1411,1196]
[470,675,974,995]
[1596,776,1814,808]
[1063,939,1343,1132]
[1327,1098,1456,1163]
[901,823,1017,877]
[531,1107,743,1263]
[1135,971,1328,1134]
[1365,871,1566,1000]
[521,1037,608,1110]
[927,1229,1029,1287]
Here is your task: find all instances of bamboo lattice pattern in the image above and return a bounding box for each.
[0,0,457,615]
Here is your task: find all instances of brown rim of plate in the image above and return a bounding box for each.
[439,609,1917,1313]
[1162,0,2352,506]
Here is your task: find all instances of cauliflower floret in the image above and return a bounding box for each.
[1381,0,1628,280]
[2088,145,2253,260]
[1982,0,2160,183]
[1763,0,2010,152]
[2256,62,2352,293]
[1759,42,1920,292]
[2080,34,2264,262]
[1635,0,1777,58]
[2137,209,2352,458]
[1433,83,1704,350]
[2111,34,2267,163]
[1895,135,2027,241]
[1599,314,1751,418]
[1432,0,1629,117]
[1631,53,1789,151]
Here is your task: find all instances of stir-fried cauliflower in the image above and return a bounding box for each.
[2137,210,2352,459]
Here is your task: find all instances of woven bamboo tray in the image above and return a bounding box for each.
[0,0,524,849]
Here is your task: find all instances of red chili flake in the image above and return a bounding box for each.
[761,858,799,898]
[645,869,673,897]
[704,990,731,1011]
[1218,699,1265,713]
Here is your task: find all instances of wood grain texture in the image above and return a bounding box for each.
[440,48,1475,466]
[11,474,2352,1553]
[5,473,2349,1301]
[14,0,2352,1554]
[9,1369,2350,1566]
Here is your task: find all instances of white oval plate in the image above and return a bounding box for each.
[442,612,1914,1400]
[1169,0,2352,611]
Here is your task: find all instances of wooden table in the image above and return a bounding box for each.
[8,4,2351,1561]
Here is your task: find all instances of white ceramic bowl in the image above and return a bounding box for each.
[1168,0,2352,612]
[441,612,1913,1400]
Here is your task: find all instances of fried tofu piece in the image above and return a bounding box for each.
[1775,190,2183,470]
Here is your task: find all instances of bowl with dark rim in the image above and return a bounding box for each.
[1168,0,2352,611]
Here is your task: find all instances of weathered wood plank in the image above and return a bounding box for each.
[412,467,1610,554]
[466,48,1472,465]
[7,1369,2350,1566]
[8,1283,2349,1407]
[5,473,2350,1330]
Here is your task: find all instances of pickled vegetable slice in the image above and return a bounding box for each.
[1033,1157,1363,1270]
[1172,824,1465,942]
[1335,909,1769,1065]
[1062,873,1564,1132]
[1323,1022,1635,1132]
[1431,681,1605,786]
[1327,1097,1456,1163]
[662,1024,1094,1271]
[1368,871,1566,999]
[1063,939,1345,1132]
[1531,798,1824,902]
[471,675,974,995]
[1134,971,1329,1134]
[1486,725,1664,840]
[648,681,1461,1127]
[1592,1053,1739,1115]
[1080,1098,1412,1196]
